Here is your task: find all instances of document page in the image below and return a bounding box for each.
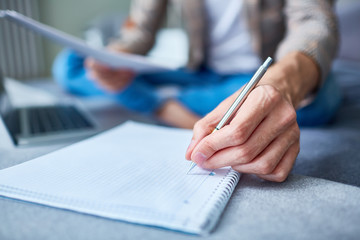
[0,10,177,73]
[0,122,240,234]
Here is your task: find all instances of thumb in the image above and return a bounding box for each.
[185,86,245,160]
[189,134,218,167]
[185,118,214,160]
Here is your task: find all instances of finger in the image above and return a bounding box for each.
[185,101,234,160]
[190,93,295,167]
[85,57,94,69]
[90,69,134,91]
[224,98,296,164]
[185,119,214,160]
[95,78,126,92]
[225,85,283,146]
[89,71,114,83]
[92,70,126,83]
[95,81,118,92]
[87,57,134,77]
[188,85,282,163]
[85,58,111,72]
[256,142,300,182]
[185,86,245,160]
[87,68,114,84]
[86,59,121,85]
[227,123,299,173]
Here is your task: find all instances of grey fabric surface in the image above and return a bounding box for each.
[293,61,360,187]
[1,174,359,240]
[1,62,360,239]
[336,1,360,62]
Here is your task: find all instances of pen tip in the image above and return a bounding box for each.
[187,162,197,175]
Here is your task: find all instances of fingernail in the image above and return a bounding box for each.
[193,152,207,167]
[186,140,195,154]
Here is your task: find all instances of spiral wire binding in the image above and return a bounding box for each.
[194,169,241,233]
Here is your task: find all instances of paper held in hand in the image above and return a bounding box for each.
[0,10,177,73]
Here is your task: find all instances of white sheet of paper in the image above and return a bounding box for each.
[0,122,240,235]
[0,10,177,73]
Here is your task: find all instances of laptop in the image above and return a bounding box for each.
[0,70,98,146]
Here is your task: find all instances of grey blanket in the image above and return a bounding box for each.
[294,61,360,187]
[1,61,360,239]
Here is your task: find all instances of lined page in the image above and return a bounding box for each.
[0,122,240,234]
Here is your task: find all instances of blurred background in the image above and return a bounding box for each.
[0,0,359,80]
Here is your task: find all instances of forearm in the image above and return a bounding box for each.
[276,0,338,83]
[260,51,320,108]
[110,0,168,55]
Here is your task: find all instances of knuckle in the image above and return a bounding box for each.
[201,138,217,153]
[257,133,268,145]
[257,161,274,175]
[261,85,282,105]
[292,125,300,139]
[234,146,253,163]
[194,119,206,130]
[295,143,300,155]
[279,106,297,128]
[273,171,288,182]
[231,165,241,173]
[230,126,248,145]
[286,108,297,124]
[287,125,300,146]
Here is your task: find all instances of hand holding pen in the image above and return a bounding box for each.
[185,57,300,182]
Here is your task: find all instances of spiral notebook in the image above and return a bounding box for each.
[0,122,240,235]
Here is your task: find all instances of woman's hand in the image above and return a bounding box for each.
[85,45,135,93]
[185,84,299,182]
[186,52,320,182]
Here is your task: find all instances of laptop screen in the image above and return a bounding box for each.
[0,69,96,146]
[0,69,6,113]
[0,69,13,117]
[0,69,4,93]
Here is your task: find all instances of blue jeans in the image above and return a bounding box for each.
[53,49,342,126]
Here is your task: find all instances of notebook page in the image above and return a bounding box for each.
[0,122,240,234]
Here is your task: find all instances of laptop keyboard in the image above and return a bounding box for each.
[4,105,94,136]
[28,106,93,134]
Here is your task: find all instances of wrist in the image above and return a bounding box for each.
[259,52,320,108]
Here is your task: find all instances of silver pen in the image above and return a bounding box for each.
[187,57,273,174]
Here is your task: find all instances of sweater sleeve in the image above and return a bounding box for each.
[109,0,168,55]
[275,0,339,82]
